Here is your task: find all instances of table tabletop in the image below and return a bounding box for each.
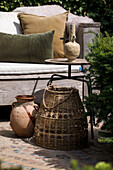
[45,58,89,65]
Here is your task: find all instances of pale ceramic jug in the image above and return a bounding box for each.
[10,95,39,137]
[64,24,80,62]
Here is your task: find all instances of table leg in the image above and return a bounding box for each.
[68,65,71,78]
[47,73,68,86]
[87,82,94,139]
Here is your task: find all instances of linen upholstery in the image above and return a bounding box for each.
[18,12,69,58]
[14,5,94,32]
[0,12,21,34]
[0,31,54,63]
[0,62,80,74]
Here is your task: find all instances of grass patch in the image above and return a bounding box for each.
[98,137,113,144]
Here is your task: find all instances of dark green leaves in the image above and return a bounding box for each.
[84,32,113,133]
[0,0,113,36]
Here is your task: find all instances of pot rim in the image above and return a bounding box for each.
[16,95,36,100]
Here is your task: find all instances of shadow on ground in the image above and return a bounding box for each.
[0,105,12,121]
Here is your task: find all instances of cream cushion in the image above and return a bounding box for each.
[14,5,94,31]
[0,12,21,34]
[0,62,80,74]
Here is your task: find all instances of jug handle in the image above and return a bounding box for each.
[12,102,17,108]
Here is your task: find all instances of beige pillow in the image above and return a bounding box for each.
[18,12,69,58]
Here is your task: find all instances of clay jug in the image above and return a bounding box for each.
[64,24,80,62]
[10,95,39,137]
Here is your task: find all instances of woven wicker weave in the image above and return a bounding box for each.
[35,85,88,150]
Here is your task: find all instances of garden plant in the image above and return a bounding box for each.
[71,160,113,170]
[84,32,113,135]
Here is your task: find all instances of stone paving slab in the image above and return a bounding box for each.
[0,121,113,170]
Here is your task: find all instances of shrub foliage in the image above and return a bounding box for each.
[71,160,113,170]
[84,32,113,134]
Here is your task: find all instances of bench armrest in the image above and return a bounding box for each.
[77,22,101,58]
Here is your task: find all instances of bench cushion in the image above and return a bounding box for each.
[14,5,94,31]
[0,12,21,34]
[0,62,80,75]
[0,31,54,63]
[18,12,68,58]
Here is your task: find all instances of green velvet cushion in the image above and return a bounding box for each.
[0,30,54,63]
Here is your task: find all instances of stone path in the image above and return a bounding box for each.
[0,120,113,170]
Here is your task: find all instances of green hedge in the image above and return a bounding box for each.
[84,32,113,134]
[71,160,113,170]
[0,0,113,36]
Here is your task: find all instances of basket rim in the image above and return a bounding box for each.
[46,86,79,94]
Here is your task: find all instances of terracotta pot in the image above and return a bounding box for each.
[10,95,39,137]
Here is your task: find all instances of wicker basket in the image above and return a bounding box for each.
[35,86,88,150]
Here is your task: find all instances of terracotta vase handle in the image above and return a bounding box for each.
[12,102,17,108]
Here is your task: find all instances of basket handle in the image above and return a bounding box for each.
[43,86,74,109]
